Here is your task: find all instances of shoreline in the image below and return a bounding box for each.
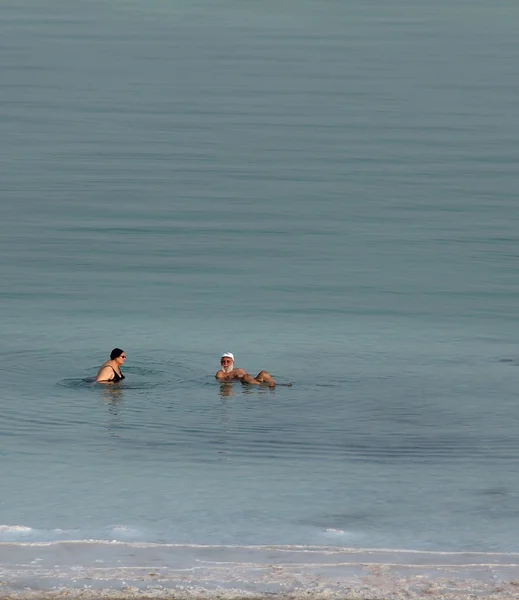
[2,543,519,599]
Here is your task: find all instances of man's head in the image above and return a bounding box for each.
[220,352,235,373]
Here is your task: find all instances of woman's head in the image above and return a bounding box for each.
[110,348,126,361]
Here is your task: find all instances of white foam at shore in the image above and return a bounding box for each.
[0,525,32,532]
[2,541,519,599]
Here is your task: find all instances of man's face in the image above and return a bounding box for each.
[220,357,234,373]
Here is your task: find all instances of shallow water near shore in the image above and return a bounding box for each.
[2,0,519,597]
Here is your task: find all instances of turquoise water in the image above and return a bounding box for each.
[2,0,519,597]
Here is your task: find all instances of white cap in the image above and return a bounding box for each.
[221,352,235,361]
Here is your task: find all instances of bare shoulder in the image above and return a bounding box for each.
[96,365,113,382]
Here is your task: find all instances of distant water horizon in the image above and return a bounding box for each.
[2,0,519,597]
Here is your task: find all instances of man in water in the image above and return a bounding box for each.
[215,352,276,387]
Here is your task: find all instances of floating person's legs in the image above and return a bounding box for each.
[241,370,276,387]
[255,370,276,386]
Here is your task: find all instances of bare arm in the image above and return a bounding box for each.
[96,366,115,384]
[215,368,247,381]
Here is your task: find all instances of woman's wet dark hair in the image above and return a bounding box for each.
[110,348,124,360]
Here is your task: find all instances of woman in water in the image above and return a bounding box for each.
[96,348,126,383]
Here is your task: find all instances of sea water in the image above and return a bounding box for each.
[2,0,519,597]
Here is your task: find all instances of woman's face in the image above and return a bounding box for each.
[115,352,127,365]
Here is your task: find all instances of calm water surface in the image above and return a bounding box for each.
[1,0,519,596]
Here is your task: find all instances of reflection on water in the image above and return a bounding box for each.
[100,384,125,404]
[219,383,235,398]
[99,385,125,438]
[218,382,277,400]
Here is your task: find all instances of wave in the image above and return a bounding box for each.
[0,524,33,534]
[0,524,147,544]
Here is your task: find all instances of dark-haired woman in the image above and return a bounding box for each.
[96,348,127,383]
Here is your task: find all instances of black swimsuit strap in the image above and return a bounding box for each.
[106,365,122,376]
